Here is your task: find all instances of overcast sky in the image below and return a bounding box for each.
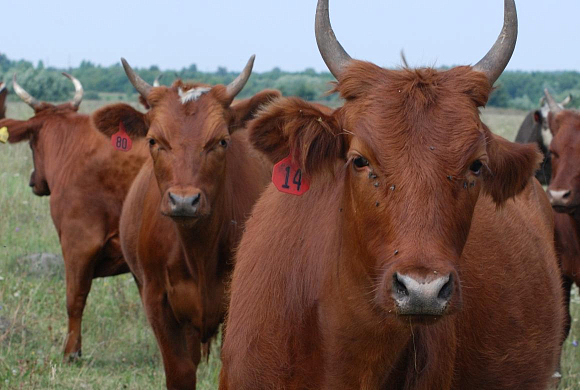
[3,0,578,73]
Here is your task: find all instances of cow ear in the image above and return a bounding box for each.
[0,118,43,143]
[248,97,345,175]
[92,103,148,138]
[483,130,542,205]
[228,89,281,133]
[533,110,541,124]
[0,88,7,118]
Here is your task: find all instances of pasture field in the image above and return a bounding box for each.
[0,101,579,389]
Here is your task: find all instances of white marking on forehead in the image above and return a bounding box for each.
[178,87,212,104]
[541,127,553,147]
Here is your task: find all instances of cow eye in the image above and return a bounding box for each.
[470,160,483,175]
[219,139,228,148]
[148,138,156,146]
[353,156,370,170]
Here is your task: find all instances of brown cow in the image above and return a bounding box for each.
[544,89,580,343]
[220,1,564,389]
[91,56,279,389]
[0,74,148,359]
[0,82,7,119]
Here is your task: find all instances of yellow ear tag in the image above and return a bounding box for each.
[0,127,8,143]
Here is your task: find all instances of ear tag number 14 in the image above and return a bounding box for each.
[272,154,310,196]
[111,122,132,152]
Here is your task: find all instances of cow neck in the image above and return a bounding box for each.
[43,115,96,195]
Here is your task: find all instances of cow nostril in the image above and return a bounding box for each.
[168,192,178,205]
[437,274,453,301]
[392,273,409,296]
[191,193,201,206]
[563,190,571,199]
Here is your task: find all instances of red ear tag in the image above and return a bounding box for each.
[111,122,132,152]
[272,154,310,196]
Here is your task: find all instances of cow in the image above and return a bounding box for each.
[219,1,564,389]
[515,94,572,184]
[0,82,6,119]
[0,74,148,360]
[91,56,279,390]
[544,88,580,347]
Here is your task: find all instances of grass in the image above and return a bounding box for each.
[0,101,578,389]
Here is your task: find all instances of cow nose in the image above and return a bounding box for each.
[168,192,201,216]
[548,189,571,207]
[392,273,453,316]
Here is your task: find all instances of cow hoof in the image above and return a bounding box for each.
[64,350,82,363]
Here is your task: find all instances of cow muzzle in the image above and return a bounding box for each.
[547,188,576,213]
[391,272,454,318]
[162,189,207,219]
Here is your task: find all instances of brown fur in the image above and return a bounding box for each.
[220,62,564,389]
[0,85,7,119]
[93,83,279,389]
[0,102,148,360]
[546,109,580,342]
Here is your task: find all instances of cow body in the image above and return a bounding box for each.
[93,56,278,389]
[545,102,580,343]
[1,103,148,359]
[220,1,564,388]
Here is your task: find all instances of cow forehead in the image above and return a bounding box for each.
[148,89,228,145]
[338,65,488,172]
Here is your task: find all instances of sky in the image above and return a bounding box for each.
[3,0,579,73]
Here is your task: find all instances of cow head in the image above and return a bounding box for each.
[92,56,278,225]
[545,89,580,214]
[0,73,84,196]
[535,94,572,147]
[250,0,539,323]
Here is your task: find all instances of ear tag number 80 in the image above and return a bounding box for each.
[272,155,310,196]
[111,122,132,152]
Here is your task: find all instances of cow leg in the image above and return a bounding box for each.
[62,245,99,361]
[561,276,573,344]
[143,286,198,390]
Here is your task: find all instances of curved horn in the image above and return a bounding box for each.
[12,74,40,109]
[544,89,562,115]
[315,0,352,79]
[561,94,572,107]
[121,58,152,98]
[473,0,518,86]
[225,55,255,101]
[153,74,163,87]
[62,72,84,108]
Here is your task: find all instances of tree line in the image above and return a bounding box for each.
[1,53,578,110]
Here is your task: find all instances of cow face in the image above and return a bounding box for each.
[547,110,580,214]
[0,73,84,196]
[93,79,279,225]
[250,63,539,322]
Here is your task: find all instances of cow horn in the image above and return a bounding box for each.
[544,89,562,115]
[225,55,255,102]
[12,74,40,109]
[473,0,518,86]
[400,49,410,68]
[121,58,152,98]
[62,73,84,108]
[153,74,163,87]
[315,0,352,79]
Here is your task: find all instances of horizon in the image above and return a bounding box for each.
[2,0,579,74]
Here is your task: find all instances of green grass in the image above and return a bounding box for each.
[0,102,579,389]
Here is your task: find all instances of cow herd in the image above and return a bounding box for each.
[1,0,579,389]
